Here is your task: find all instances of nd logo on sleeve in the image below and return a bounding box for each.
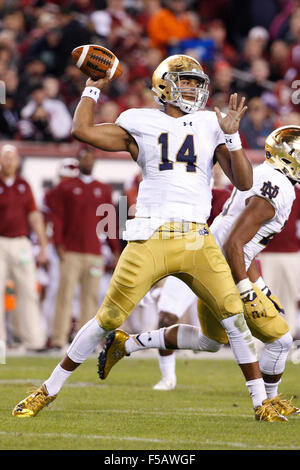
[260,181,280,200]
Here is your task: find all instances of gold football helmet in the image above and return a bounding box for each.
[152,55,209,113]
[265,125,300,183]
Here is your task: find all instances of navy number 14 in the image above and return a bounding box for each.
[158,133,197,172]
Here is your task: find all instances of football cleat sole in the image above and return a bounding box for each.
[97,330,129,380]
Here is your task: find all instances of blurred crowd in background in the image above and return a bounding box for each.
[0,0,300,146]
[0,0,300,354]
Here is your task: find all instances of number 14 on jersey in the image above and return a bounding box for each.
[158,133,197,172]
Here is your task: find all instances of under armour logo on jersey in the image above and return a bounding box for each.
[225,137,232,144]
[260,181,279,200]
[183,122,193,126]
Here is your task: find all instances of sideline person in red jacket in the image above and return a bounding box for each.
[0,143,48,351]
[51,147,121,349]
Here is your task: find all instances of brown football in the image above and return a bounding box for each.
[71,44,122,80]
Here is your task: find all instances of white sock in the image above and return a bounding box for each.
[246,378,268,409]
[125,329,166,354]
[44,364,72,396]
[43,317,109,396]
[176,325,221,352]
[158,353,176,380]
[254,276,266,290]
[67,317,108,363]
[264,380,281,399]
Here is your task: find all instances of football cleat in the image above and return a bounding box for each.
[12,384,57,418]
[271,394,300,416]
[254,398,288,422]
[97,330,129,380]
[153,377,177,391]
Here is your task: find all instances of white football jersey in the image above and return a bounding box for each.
[211,162,296,270]
[115,108,225,240]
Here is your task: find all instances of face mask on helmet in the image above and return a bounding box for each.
[152,55,210,114]
[265,125,300,183]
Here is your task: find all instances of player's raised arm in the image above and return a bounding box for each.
[214,93,252,191]
[71,77,138,160]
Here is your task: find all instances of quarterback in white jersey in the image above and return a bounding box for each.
[116,107,225,239]
[13,54,284,422]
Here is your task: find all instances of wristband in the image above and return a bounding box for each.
[236,278,257,303]
[81,86,101,103]
[254,276,267,291]
[236,278,252,295]
[224,132,242,151]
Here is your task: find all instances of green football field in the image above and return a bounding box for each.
[1,355,300,451]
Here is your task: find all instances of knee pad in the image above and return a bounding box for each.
[277,331,293,351]
[96,300,127,331]
[259,331,293,376]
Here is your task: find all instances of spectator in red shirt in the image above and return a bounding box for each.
[208,187,231,227]
[0,144,48,350]
[51,147,121,349]
[209,162,232,227]
[40,158,80,343]
[259,186,300,338]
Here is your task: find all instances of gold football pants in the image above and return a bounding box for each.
[198,283,289,344]
[96,222,243,331]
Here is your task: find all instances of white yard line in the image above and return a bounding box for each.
[0,379,226,391]
[0,379,104,387]
[53,407,246,418]
[0,431,298,450]
[4,349,235,359]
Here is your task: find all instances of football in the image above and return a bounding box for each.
[71,44,122,81]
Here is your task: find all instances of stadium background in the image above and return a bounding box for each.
[1,0,300,352]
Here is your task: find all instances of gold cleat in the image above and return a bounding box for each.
[271,394,300,416]
[97,330,129,380]
[255,398,288,422]
[12,384,57,418]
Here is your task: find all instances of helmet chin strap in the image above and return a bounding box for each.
[180,98,202,113]
[177,93,208,113]
[176,89,209,113]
